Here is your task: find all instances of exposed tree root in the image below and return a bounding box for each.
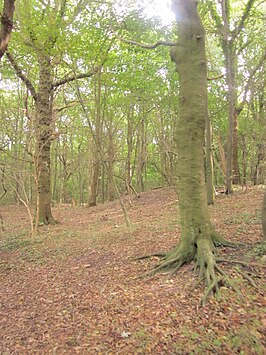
[236,269,258,288]
[135,252,167,260]
[138,237,257,305]
[216,258,258,267]
[211,232,245,248]
[214,264,242,298]
[194,239,223,305]
[143,256,184,277]
[141,241,195,278]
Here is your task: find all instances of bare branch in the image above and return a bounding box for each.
[207,74,224,81]
[6,51,38,101]
[207,1,223,32]
[0,0,15,60]
[53,69,98,88]
[116,33,178,49]
[239,49,266,110]
[0,167,7,201]
[232,0,256,39]
[53,38,114,88]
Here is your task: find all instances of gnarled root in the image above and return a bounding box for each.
[139,237,257,305]
[141,241,195,278]
[211,230,245,248]
[194,239,221,305]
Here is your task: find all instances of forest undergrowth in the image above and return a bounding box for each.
[0,187,265,354]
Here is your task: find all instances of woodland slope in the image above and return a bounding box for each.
[0,187,265,354]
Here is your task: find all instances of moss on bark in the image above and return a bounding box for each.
[142,1,237,304]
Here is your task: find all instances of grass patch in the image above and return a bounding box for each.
[224,211,261,226]
[0,233,37,251]
[249,241,266,257]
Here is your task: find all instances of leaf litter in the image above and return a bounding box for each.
[0,187,265,354]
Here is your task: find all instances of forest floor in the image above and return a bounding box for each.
[0,187,265,354]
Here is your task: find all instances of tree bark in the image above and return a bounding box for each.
[0,0,15,60]
[170,0,213,250]
[35,55,56,224]
[232,108,240,184]
[223,39,236,194]
[262,192,266,241]
[88,142,100,206]
[147,1,225,304]
[206,111,214,204]
[106,124,115,202]
[164,0,214,266]
[88,71,102,207]
[210,0,256,192]
[125,105,134,194]
[136,111,147,192]
[139,1,251,303]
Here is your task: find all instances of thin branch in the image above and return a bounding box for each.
[0,167,7,201]
[241,49,266,105]
[207,1,223,32]
[53,37,114,88]
[232,0,256,39]
[6,51,38,101]
[52,69,98,88]
[207,74,224,81]
[116,34,178,49]
[237,38,253,56]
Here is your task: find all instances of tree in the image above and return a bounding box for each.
[0,0,15,60]
[88,70,103,207]
[262,192,266,241]
[141,0,235,304]
[207,0,265,193]
[5,0,109,224]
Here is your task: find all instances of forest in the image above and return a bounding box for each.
[0,0,266,353]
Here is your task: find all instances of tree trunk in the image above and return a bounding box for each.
[157,106,167,186]
[35,55,55,224]
[149,1,223,304]
[240,135,247,188]
[253,143,264,185]
[88,143,100,206]
[125,105,134,193]
[170,0,213,252]
[0,0,15,60]
[219,0,237,194]
[136,112,147,192]
[232,108,240,184]
[52,139,58,204]
[88,71,102,207]
[262,192,266,241]
[205,111,214,204]
[107,126,115,202]
[224,43,236,194]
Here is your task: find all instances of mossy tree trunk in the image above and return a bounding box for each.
[206,111,214,205]
[35,54,56,225]
[171,0,214,260]
[149,0,222,302]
